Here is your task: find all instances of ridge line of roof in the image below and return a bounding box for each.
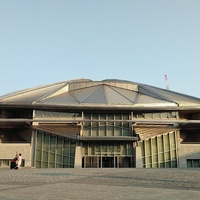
[139,85,179,105]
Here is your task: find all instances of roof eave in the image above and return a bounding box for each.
[1,103,200,111]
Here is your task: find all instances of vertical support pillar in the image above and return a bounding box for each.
[31,129,36,168]
[135,146,143,168]
[74,144,82,168]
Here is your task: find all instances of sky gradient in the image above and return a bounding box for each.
[0,0,200,97]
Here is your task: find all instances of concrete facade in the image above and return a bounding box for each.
[0,79,200,169]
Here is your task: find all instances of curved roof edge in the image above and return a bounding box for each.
[0,78,200,109]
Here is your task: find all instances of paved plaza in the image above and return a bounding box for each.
[0,168,200,200]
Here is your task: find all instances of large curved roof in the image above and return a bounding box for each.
[0,79,200,110]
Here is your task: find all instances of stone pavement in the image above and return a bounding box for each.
[0,168,200,200]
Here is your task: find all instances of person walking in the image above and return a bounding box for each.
[16,153,22,169]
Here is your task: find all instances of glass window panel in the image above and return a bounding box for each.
[35,110,43,118]
[102,142,107,154]
[36,161,41,168]
[57,137,63,154]
[169,112,177,119]
[153,113,160,119]
[123,129,130,136]
[165,151,170,160]
[158,136,164,152]
[56,164,62,168]
[36,132,43,149]
[165,161,171,168]
[121,143,127,155]
[90,143,94,155]
[161,112,169,119]
[152,163,158,168]
[145,140,151,156]
[108,143,114,154]
[115,114,121,127]
[70,142,76,157]
[83,129,90,137]
[84,113,91,127]
[92,113,98,126]
[49,153,55,163]
[159,162,165,168]
[50,135,56,153]
[127,143,133,155]
[164,134,170,151]
[147,156,152,166]
[43,111,52,118]
[171,150,176,160]
[43,151,48,161]
[42,162,48,168]
[95,142,101,155]
[49,163,55,168]
[63,140,69,155]
[100,113,106,126]
[92,127,99,136]
[193,160,200,167]
[56,155,62,163]
[70,158,74,167]
[171,161,177,168]
[43,134,49,151]
[158,153,164,162]
[36,149,41,161]
[123,114,129,129]
[82,143,88,155]
[114,142,120,154]
[107,126,114,136]
[63,156,69,165]
[99,126,106,136]
[170,132,176,149]
[108,114,114,126]
[138,113,144,118]
[114,127,122,136]
[145,113,152,119]
[152,138,157,154]
[153,155,158,163]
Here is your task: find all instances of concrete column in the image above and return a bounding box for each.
[74,145,82,168]
[135,146,143,168]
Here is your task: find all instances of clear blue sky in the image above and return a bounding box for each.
[0,0,200,97]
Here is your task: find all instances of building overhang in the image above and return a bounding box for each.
[1,103,200,112]
[79,136,138,142]
[32,124,80,140]
[132,124,180,140]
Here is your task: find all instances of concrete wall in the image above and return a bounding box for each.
[178,144,200,168]
[0,143,32,167]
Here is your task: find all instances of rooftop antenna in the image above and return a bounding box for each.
[164,75,169,90]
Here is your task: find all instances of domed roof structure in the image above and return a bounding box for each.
[0,79,200,110]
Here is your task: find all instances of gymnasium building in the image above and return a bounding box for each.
[0,79,200,168]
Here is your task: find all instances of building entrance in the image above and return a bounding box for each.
[82,141,135,168]
[82,156,134,168]
[101,157,114,168]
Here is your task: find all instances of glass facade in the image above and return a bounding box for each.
[33,111,179,168]
[35,131,76,168]
[81,113,135,168]
[82,141,134,168]
[139,131,178,168]
[132,111,178,120]
[83,113,132,137]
